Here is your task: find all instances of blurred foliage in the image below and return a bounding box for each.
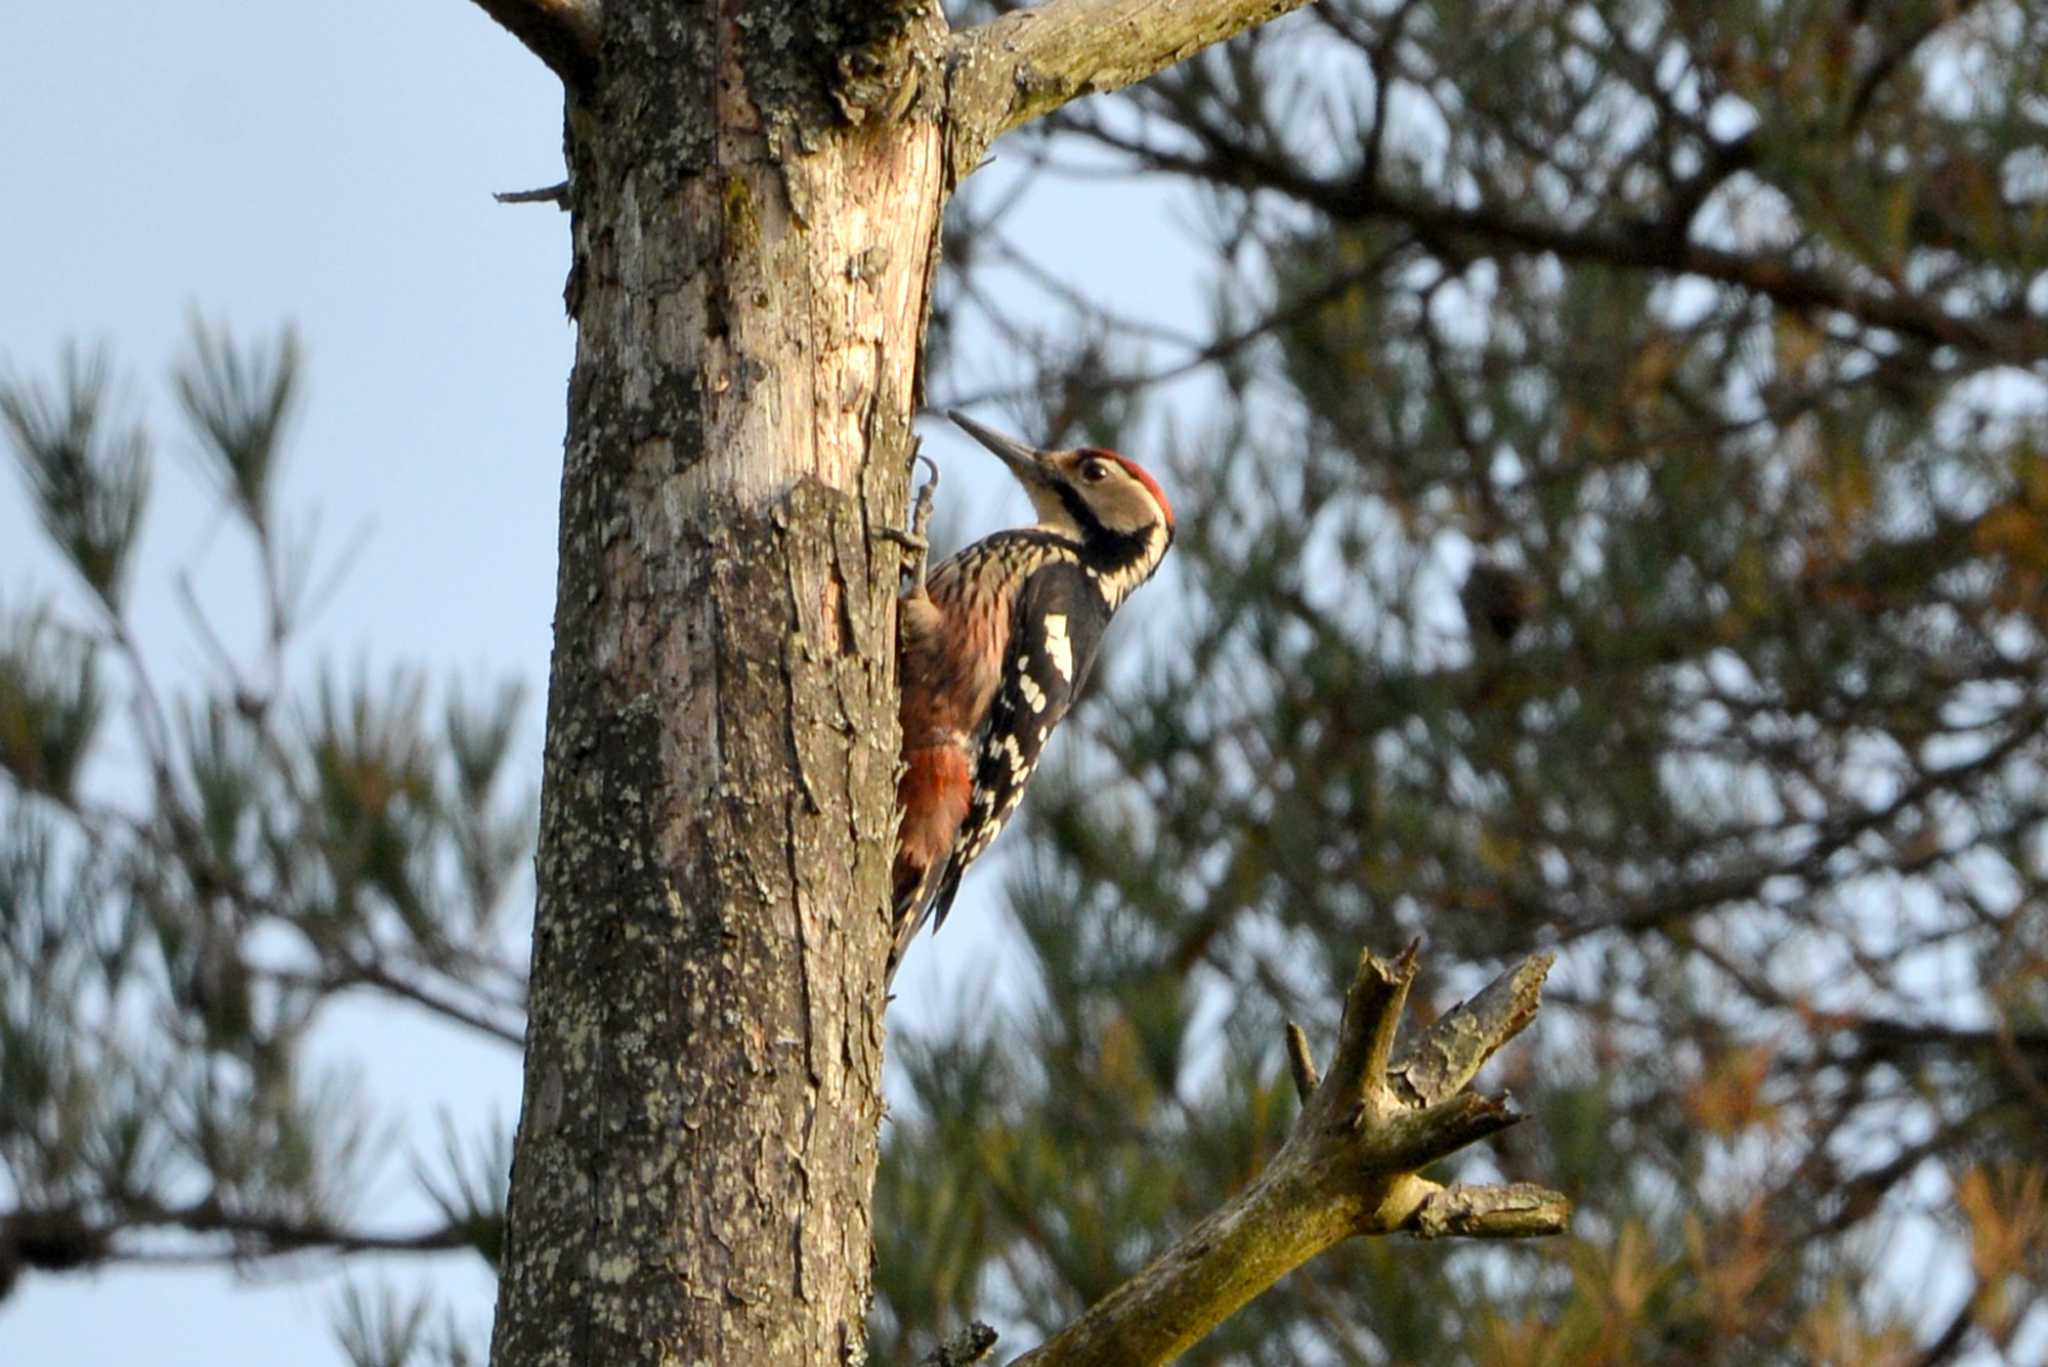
[0,322,526,1346]
[882,0,2048,1362]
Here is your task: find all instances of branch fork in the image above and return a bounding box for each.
[1011,944,1570,1367]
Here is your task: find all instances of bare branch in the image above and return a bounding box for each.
[308,957,526,1048]
[1284,1020,1319,1102]
[945,0,1315,184]
[494,181,571,208]
[1388,951,1554,1107]
[1321,938,1416,1100]
[1411,1183,1569,1239]
[465,0,599,87]
[1010,947,1568,1367]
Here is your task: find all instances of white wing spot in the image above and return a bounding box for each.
[1044,613,1073,682]
[1018,674,1046,713]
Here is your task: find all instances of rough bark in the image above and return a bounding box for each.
[476,2,1319,1364]
[486,5,946,1362]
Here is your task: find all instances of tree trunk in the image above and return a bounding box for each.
[487,7,944,1363]
[478,2,1319,1362]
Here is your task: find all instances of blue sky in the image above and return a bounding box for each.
[0,3,1216,1361]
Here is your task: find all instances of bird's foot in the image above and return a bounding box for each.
[879,444,939,592]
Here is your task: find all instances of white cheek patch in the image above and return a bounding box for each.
[1043,613,1073,682]
[1092,525,1169,607]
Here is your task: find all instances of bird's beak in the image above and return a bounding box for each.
[947,410,1055,487]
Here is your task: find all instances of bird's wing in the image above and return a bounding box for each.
[928,562,1109,931]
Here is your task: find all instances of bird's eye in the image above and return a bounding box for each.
[1081,459,1111,483]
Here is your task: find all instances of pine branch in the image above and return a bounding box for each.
[1057,115,2048,368]
[0,1200,480,1293]
[945,0,1316,184]
[1007,946,1568,1367]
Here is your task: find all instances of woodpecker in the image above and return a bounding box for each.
[888,411,1175,980]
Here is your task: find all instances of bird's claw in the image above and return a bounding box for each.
[883,444,940,591]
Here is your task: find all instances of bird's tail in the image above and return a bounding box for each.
[887,745,971,984]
